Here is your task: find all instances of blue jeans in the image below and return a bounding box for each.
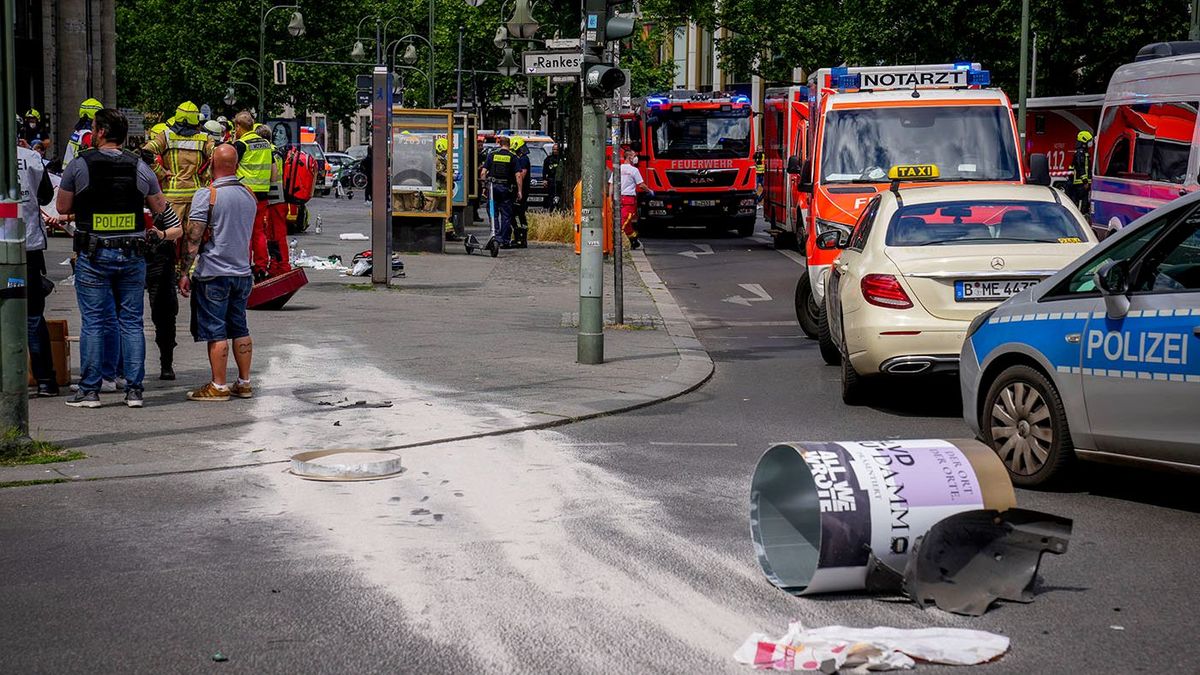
[75,248,147,393]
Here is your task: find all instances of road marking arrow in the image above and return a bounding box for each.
[722,283,773,306]
[677,244,714,259]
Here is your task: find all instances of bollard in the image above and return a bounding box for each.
[749,439,1016,595]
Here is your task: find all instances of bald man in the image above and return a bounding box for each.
[179,144,258,401]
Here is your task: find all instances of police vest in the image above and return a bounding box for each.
[73,150,146,238]
[490,149,517,187]
[237,132,274,195]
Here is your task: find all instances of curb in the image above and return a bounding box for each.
[1,248,713,487]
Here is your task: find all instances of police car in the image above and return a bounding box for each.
[962,190,1200,486]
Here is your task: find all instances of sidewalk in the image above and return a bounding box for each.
[4,198,712,483]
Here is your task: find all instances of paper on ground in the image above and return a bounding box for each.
[734,622,1009,671]
[340,232,369,241]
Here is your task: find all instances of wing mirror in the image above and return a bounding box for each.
[1028,153,1052,187]
[798,158,814,191]
[1094,259,1130,320]
[815,229,848,250]
[786,155,802,174]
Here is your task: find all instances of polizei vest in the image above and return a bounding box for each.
[74,150,145,237]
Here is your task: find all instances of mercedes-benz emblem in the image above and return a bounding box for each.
[991,257,1005,270]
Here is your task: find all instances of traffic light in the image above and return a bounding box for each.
[581,0,635,99]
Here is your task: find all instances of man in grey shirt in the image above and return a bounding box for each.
[179,144,257,402]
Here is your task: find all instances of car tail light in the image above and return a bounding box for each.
[861,274,913,309]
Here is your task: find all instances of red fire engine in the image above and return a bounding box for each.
[625,91,758,236]
[1020,94,1103,185]
[762,85,812,249]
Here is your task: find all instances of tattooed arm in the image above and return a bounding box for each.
[178,187,211,298]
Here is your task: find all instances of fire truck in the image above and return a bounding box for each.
[762,85,812,249]
[625,90,758,235]
[768,63,1037,338]
[1020,94,1103,186]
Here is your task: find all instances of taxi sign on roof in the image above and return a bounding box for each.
[888,164,940,180]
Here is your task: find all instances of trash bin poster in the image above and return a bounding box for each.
[801,439,986,591]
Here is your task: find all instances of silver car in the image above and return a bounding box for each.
[961,191,1200,486]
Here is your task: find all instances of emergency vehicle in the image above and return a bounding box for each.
[783,63,1032,338]
[625,90,758,235]
[762,86,811,249]
[1020,94,1103,185]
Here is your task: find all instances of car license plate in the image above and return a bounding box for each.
[955,279,1039,301]
[527,195,543,203]
[690,199,717,207]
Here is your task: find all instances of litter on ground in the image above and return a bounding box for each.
[340,232,369,241]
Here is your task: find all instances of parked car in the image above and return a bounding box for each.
[818,174,1097,405]
[962,190,1200,486]
[301,142,333,196]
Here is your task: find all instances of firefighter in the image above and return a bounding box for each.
[20,108,48,148]
[481,135,518,249]
[1068,131,1093,214]
[543,143,564,211]
[754,150,766,202]
[61,97,104,170]
[511,136,532,248]
[140,101,214,381]
[232,111,275,279]
[436,137,461,241]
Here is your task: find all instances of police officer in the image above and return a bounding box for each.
[17,119,58,396]
[232,111,274,278]
[1069,131,1093,214]
[56,108,181,409]
[61,98,104,170]
[543,143,564,211]
[511,136,531,248]
[482,135,518,249]
[140,101,214,380]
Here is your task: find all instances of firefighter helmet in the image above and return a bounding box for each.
[509,135,525,151]
[79,98,103,120]
[1077,130,1094,144]
[435,137,448,153]
[176,101,201,126]
[24,108,41,121]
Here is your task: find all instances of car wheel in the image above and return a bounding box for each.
[981,364,1075,487]
[840,353,865,405]
[735,216,755,238]
[774,229,798,251]
[816,302,840,366]
[794,273,819,339]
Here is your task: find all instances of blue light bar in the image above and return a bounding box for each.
[953,61,972,71]
[834,73,861,90]
[646,96,668,105]
[831,66,849,77]
[967,69,991,86]
[731,94,750,103]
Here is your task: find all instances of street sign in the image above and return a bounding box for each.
[545,38,581,50]
[357,89,371,107]
[273,60,287,85]
[522,51,583,76]
[551,75,577,84]
[200,103,212,120]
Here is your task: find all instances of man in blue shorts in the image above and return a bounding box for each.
[178,144,257,402]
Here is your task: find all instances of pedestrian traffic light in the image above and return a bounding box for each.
[581,0,636,100]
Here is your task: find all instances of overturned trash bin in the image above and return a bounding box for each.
[750,440,1016,595]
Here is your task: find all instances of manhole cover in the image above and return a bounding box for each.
[290,449,404,481]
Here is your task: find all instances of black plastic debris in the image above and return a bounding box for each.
[903,508,1073,616]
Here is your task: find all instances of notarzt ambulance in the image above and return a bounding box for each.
[962,190,1200,487]
[786,63,1035,339]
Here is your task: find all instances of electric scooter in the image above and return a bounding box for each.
[464,181,500,257]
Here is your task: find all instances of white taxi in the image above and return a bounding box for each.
[816,170,1097,404]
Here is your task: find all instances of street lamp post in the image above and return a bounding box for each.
[388,35,436,108]
[259,2,305,116]
[1016,0,1030,140]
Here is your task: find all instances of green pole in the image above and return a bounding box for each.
[578,101,605,364]
[0,0,30,436]
[1192,0,1199,40]
[1017,0,1030,141]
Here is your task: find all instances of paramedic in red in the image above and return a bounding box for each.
[619,148,653,250]
[232,112,274,279]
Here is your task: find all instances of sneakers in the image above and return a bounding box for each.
[629,237,642,250]
[229,381,253,399]
[65,391,101,408]
[124,390,144,408]
[160,367,176,381]
[35,382,60,397]
[187,382,231,402]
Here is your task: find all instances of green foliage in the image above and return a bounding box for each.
[643,0,1191,96]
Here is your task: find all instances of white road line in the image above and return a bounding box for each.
[648,441,739,447]
[776,249,806,266]
[698,320,799,327]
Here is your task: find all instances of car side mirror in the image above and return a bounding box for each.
[786,155,802,175]
[1094,259,1130,320]
[815,229,847,250]
[1028,153,1052,187]
[798,159,814,191]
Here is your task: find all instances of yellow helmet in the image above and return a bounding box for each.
[79,98,103,120]
[150,122,168,136]
[1077,130,1094,144]
[509,135,525,151]
[176,101,201,126]
[435,137,448,153]
[24,108,41,121]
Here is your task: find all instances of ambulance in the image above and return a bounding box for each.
[788,63,1036,338]
[762,85,811,249]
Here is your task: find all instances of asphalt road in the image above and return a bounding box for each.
[2,215,1198,674]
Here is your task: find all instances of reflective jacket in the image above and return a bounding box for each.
[1072,143,1090,185]
[73,150,146,238]
[143,123,214,199]
[236,132,274,195]
[63,123,92,170]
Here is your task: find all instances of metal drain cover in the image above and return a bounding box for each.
[290,449,404,481]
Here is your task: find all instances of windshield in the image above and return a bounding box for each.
[885,200,1087,247]
[302,143,326,161]
[525,144,549,173]
[650,111,752,159]
[820,106,1019,183]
